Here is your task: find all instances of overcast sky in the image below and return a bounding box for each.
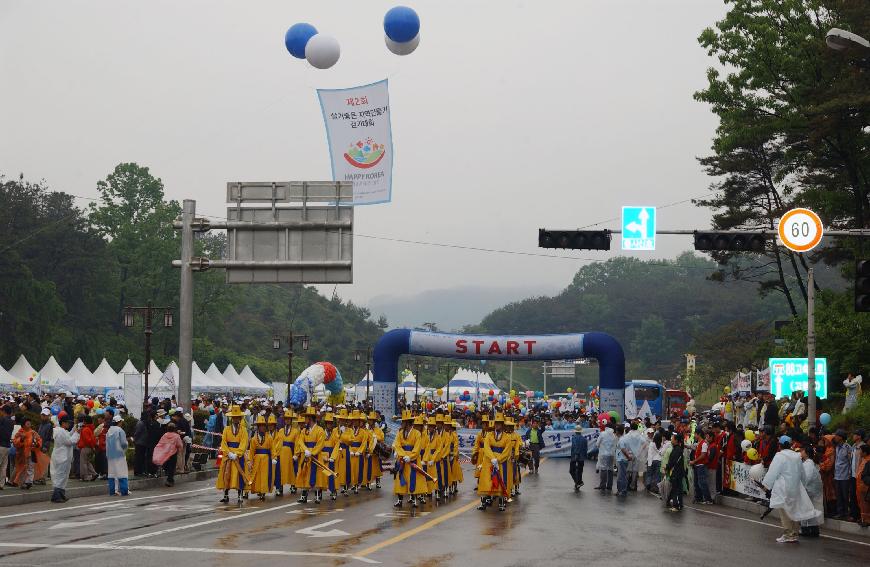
[0,0,728,322]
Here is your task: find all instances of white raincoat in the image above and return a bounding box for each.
[762,449,820,523]
[49,426,80,490]
[800,458,824,527]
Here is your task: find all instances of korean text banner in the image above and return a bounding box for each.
[317,79,393,205]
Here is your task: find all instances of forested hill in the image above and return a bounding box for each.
[0,166,384,383]
[474,253,812,380]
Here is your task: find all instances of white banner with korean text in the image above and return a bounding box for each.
[318,79,393,205]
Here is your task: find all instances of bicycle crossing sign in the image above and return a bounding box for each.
[621,206,656,251]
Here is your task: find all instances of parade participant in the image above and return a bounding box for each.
[413,414,431,503]
[393,409,426,508]
[472,415,490,482]
[365,411,384,489]
[217,405,248,504]
[318,412,339,502]
[522,417,545,474]
[335,410,368,496]
[446,419,463,496]
[505,417,522,498]
[271,412,286,496]
[247,416,274,501]
[477,414,512,511]
[12,418,45,489]
[333,410,349,496]
[596,424,617,492]
[762,437,821,543]
[105,414,129,496]
[275,409,298,496]
[50,414,79,503]
[422,416,442,501]
[435,415,452,500]
[570,424,588,491]
[295,407,325,504]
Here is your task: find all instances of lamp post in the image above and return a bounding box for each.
[439,363,458,405]
[826,28,870,67]
[406,358,429,405]
[273,331,310,401]
[353,347,373,406]
[123,301,174,400]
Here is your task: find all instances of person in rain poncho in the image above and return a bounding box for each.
[761,436,821,544]
[105,414,130,496]
[595,425,617,492]
[798,444,824,537]
[50,414,80,503]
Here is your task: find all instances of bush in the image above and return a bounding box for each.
[828,392,870,432]
[193,410,209,430]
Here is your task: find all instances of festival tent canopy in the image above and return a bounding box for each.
[0,365,16,387]
[354,371,374,400]
[8,355,37,382]
[88,359,121,390]
[238,365,269,392]
[222,364,242,390]
[190,362,213,392]
[67,359,94,389]
[39,356,75,393]
[205,363,235,391]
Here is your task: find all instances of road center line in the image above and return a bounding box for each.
[103,502,300,545]
[0,542,379,564]
[0,487,214,520]
[688,506,870,548]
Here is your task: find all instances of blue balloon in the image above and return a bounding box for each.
[285,23,318,59]
[384,6,420,43]
[50,407,59,415]
[288,383,308,406]
[325,369,344,395]
[819,412,831,426]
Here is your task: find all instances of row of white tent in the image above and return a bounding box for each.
[351,367,501,402]
[0,355,270,395]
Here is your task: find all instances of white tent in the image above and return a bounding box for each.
[39,355,74,393]
[67,358,94,390]
[191,362,213,392]
[354,371,374,401]
[205,363,234,392]
[118,359,138,384]
[8,355,37,382]
[222,364,243,391]
[88,359,121,391]
[0,365,17,388]
[238,365,269,392]
[438,367,500,401]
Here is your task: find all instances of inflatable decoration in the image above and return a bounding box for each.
[386,33,420,56]
[819,412,831,426]
[306,34,341,69]
[289,362,344,406]
[285,23,318,59]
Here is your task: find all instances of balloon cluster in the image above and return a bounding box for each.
[288,362,344,406]
[285,6,421,70]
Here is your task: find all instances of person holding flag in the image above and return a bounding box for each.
[477,413,512,512]
[392,409,426,508]
[318,412,339,502]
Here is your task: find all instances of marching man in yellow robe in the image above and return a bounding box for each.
[217,405,248,504]
[392,410,426,508]
[365,411,384,489]
[447,419,463,495]
[477,414,512,512]
[472,415,490,480]
[247,415,275,501]
[294,407,325,504]
[435,414,452,501]
[318,413,339,502]
[274,409,298,496]
[506,417,522,497]
[335,410,369,495]
[422,416,442,500]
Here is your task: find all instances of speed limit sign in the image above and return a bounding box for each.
[778,208,824,252]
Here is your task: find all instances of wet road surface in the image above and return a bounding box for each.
[0,462,867,566]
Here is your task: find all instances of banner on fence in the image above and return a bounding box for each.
[728,460,767,499]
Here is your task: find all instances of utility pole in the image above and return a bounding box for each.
[807,267,816,428]
[509,361,513,394]
[178,199,195,412]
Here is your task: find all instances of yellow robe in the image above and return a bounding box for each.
[472,429,487,479]
[422,429,441,492]
[449,430,464,484]
[274,425,299,489]
[477,431,512,497]
[334,427,369,488]
[365,425,384,482]
[510,431,522,488]
[392,427,427,495]
[294,425,326,489]
[318,428,339,491]
[247,431,275,495]
[216,423,249,491]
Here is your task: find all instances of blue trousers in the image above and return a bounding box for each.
[108,477,129,496]
[616,460,629,496]
[693,465,711,502]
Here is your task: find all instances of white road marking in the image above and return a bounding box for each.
[688,506,870,548]
[375,511,431,518]
[287,507,344,515]
[49,513,133,530]
[295,519,349,538]
[0,542,379,564]
[0,487,214,520]
[142,504,214,513]
[103,502,299,545]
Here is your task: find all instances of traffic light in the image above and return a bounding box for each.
[538,229,611,251]
[855,260,870,312]
[693,231,769,252]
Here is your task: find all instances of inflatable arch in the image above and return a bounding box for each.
[372,329,625,417]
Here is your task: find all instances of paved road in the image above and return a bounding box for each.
[0,461,867,566]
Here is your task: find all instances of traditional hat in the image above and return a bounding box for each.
[323,412,335,423]
[295,415,306,424]
[284,409,295,419]
[401,409,414,421]
[350,409,363,420]
[156,409,167,417]
[493,413,505,423]
[254,415,267,425]
[304,406,317,417]
[435,414,444,423]
[427,416,437,426]
[226,405,243,417]
[368,411,378,421]
[267,414,277,425]
[413,415,425,426]
[505,418,515,427]
[452,421,460,428]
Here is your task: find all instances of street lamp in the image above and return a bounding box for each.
[826,28,870,67]
[353,347,373,405]
[273,330,310,401]
[439,363,458,405]
[406,358,429,404]
[123,301,174,399]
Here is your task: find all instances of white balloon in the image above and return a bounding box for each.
[305,34,340,69]
[740,439,752,450]
[385,33,420,56]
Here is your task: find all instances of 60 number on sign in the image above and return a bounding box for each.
[778,208,824,253]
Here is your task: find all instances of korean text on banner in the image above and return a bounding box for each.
[317,79,393,205]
